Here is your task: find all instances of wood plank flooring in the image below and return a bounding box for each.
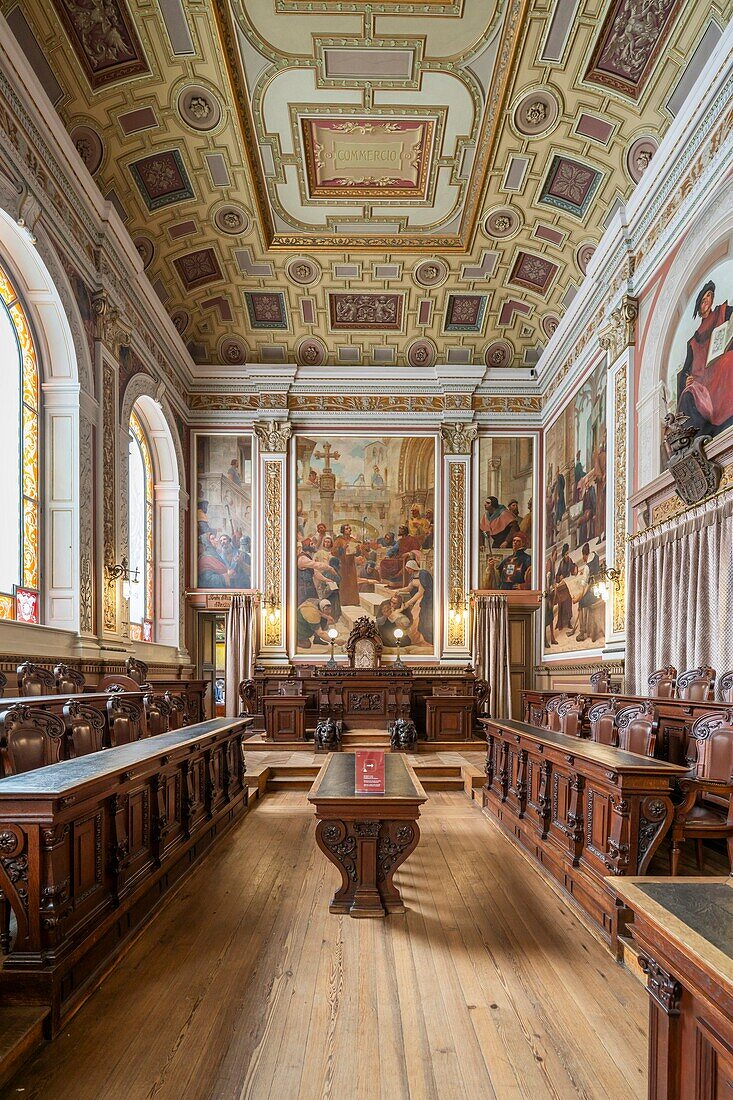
[1,791,647,1100]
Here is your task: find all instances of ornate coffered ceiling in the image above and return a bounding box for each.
[3,0,731,370]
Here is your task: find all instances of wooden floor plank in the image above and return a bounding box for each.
[2,790,647,1100]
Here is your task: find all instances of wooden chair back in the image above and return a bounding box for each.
[107,696,146,747]
[16,662,55,697]
[63,700,106,757]
[720,671,733,704]
[689,711,733,809]
[557,696,585,738]
[144,694,171,737]
[54,663,85,694]
[616,702,658,757]
[589,668,612,693]
[1,705,65,775]
[544,694,565,732]
[125,656,149,687]
[647,666,677,699]
[587,699,618,746]
[677,666,716,702]
[238,679,256,714]
[164,692,187,730]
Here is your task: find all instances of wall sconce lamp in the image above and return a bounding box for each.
[326,627,339,669]
[448,591,469,623]
[264,590,281,625]
[106,557,139,600]
[592,567,621,602]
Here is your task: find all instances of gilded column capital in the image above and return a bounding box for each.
[441,421,478,455]
[92,292,131,355]
[600,295,638,360]
[254,419,292,453]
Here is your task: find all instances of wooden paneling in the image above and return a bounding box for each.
[0,717,251,1033]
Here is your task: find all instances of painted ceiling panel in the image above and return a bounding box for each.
[2,0,731,369]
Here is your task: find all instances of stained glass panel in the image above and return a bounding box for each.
[0,261,39,622]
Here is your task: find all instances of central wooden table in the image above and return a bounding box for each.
[308,752,427,918]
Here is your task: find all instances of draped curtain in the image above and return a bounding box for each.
[627,492,733,695]
[471,594,512,719]
[225,594,258,718]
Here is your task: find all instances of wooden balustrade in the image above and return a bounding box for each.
[522,689,733,766]
[480,717,688,954]
[0,716,252,1033]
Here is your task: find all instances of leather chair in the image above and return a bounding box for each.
[1,704,65,775]
[126,656,150,688]
[670,709,733,875]
[238,679,256,715]
[107,696,146,747]
[615,702,658,757]
[164,692,188,730]
[544,694,566,732]
[144,694,171,737]
[0,672,6,698]
[16,661,55,697]
[677,666,716,702]
[63,700,106,757]
[589,668,612,694]
[647,666,677,699]
[557,696,585,738]
[54,662,85,694]
[587,699,619,746]
[720,671,733,704]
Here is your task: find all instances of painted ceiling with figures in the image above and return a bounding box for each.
[3,0,732,370]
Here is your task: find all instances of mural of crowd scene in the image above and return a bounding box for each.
[543,360,607,655]
[196,435,252,589]
[666,258,733,441]
[477,436,534,591]
[296,435,435,656]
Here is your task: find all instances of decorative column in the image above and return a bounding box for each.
[254,419,291,662]
[599,295,637,657]
[441,422,476,661]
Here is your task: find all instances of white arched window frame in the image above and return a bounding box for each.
[128,409,155,642]
[0,260,40,623]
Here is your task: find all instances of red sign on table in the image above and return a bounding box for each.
[355,750,386,794]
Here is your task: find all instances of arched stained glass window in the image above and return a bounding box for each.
[0,261,40,624]
[128,409,154,642]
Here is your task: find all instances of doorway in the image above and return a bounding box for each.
[197,612,227,717]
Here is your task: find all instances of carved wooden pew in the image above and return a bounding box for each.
[0,716,252,1033]
[480,716,688,954]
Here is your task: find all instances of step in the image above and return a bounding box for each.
[267,776,316,791]
[420,777,465,791]
[414,764,462,778]
[0,1006,49,1090]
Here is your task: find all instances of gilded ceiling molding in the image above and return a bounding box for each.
[441,422,478,455]
[254,419,293,453]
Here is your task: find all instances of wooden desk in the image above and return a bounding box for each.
[308,752,427,918]
[611,877,733,1099]
[522,689,733,765]
[0,716,251,1033]
[481,718,688,953]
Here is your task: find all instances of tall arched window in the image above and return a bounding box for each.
[128,410,154,642]
[0,261,39,624]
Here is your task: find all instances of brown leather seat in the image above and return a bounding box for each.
[647,666,677,699]
[144,694,171,737]
[107,696,146,746]
[615,701,658,757]
[16,661,55,697]
[589,668,612,693]
[544,694,565,732]
[126,656,150,688]
[720,671,733,704]
[164,692,188,730]
[63,700,105,757]
[587,699,619,746]
[54,663,85,694]
[670,709,733,875]
[1,703,65,775]
[557,696,585,738]
[677,666,715,702]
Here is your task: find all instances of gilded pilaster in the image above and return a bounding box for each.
[255,419,291,658]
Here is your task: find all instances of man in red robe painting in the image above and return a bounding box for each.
[677,280,733,436]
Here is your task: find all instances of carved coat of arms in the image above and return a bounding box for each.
[663,413,722,507]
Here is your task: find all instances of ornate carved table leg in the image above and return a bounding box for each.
[315,817,420,917]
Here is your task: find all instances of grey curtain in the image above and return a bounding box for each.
[225,593,258,718]
[471,594,512,719]
[627,492,733,695]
